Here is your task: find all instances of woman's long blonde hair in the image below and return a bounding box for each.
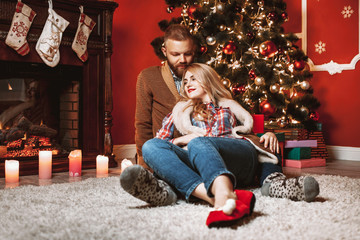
[180,63,232,120]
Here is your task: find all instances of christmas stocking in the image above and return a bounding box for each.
[5,0,36,56]
[36,0,69,67]
[72,6,96,62]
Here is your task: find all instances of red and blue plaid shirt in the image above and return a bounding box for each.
[156,102,238,141]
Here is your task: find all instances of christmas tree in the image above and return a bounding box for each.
[152,0,320,130]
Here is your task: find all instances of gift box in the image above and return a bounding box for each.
[284,147,311,160]
[284,140,317,148]
[285,158,326,168]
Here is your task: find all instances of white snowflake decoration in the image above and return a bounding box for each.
[315,41,326,54]
[341,6,354,18]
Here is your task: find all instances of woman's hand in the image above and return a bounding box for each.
[173,133,199,146]
[259,132,280,154]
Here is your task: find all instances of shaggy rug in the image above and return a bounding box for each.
[0,174,359,240]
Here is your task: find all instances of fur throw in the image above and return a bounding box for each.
[172,99,278,164]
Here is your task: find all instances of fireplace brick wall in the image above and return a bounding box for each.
[59,81,79,150]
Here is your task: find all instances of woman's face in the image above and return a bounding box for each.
[183,70,211,103]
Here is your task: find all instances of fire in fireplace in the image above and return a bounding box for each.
[0,61,82,160]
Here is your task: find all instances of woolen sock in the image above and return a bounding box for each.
[261,172,320,202]
[120,165,177,206]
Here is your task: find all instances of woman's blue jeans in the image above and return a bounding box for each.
[142,137,260,201]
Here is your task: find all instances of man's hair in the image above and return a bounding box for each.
[164,24,194,44]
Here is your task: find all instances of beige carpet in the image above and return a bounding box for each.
[0,174,359,240]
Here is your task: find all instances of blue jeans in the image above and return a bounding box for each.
[142,137,259,201]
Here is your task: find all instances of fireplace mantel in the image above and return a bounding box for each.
[0,0,118,176]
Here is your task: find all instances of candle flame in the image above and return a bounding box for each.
[8,83,13,91]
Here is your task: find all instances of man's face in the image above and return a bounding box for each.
[162,39,195,78]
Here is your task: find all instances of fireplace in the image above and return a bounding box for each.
[0,0,118,177]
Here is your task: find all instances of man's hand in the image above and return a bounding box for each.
[173,133,199,146]
[259,132,280,154]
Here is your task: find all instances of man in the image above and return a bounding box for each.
[134,24,196,169]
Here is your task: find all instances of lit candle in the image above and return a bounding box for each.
[39,151,52,179]
[5,160,19,183]
[96,155,109,175]
[252,114,264,134]
[69,149,82,177]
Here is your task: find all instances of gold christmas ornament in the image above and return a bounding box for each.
[254,76,265,86]
[206,36,216,45]
[300,81,310,90]
[222,78,231,88]
[270,83,280,93]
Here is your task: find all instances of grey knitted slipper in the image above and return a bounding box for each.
[261,172,320,202]
[120,165,177,206]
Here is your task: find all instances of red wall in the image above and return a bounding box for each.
[111,0,360,148]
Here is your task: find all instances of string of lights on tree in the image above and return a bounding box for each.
[152,0,321,130]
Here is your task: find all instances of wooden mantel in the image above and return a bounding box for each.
[0,0,119,176]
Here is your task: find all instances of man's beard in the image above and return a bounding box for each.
[169,63,185,78]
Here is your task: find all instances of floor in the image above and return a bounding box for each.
[1,159,359,189]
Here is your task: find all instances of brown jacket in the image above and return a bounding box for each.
[135,62,182,168]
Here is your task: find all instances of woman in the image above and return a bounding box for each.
[121,63,319,228]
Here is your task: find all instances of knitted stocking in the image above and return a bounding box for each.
[261,172,320,202]
[5,0,36,56]
[36,0,69,67]
[72,6,96,62]
[120,165,177,206]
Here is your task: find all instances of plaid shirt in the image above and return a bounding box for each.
[156,102,238,141]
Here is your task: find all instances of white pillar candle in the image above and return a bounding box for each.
[5,160,19,183]
[39,151,52,179]
[69,149,82,177]
[96,155,109,175]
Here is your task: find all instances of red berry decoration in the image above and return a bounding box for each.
[259,99,276,116]
[223,41,236,55]
[231,83,246,96]
[248,69,256,80]
[294,60,306,71]
[281,12,288,21]
[188,5,200,20]
[246,32,255,39]
[259,40,278,58]
[267,11,278,21]
[166,6,175,13]
[200,45,207,54]
[309,112,320,121]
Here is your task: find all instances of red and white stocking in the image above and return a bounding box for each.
[5,0,36,56]
[36,0,69,67]
[72,6,96,62]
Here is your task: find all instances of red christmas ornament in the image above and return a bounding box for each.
[200,45,207,54]
[309,112,320,121]
[248,69,256,80]
[293,60,306,71]
[223,41,236,55]
[231,83,246,96]
[188,5,200,20]
[259,99,276,116]
[259,40,278,58]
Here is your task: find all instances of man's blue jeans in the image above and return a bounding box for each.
[142,137,263,201]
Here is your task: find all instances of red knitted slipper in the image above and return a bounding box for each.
[206,200,250,228]
[234,190,256,215]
